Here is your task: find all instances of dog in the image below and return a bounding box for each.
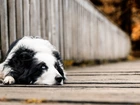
[0,36,66,85]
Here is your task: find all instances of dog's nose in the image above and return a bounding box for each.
[55,76,63,84]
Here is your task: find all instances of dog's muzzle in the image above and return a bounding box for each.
[55,76,63,85]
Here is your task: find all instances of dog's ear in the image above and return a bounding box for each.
[53,51,62,62]
[53,51,66,79]
[19,52,33,61]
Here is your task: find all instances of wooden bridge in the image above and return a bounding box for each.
[0,60,140,105]
[0,0,131,61]
[0,0,136,104]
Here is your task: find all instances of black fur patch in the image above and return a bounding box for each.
[53,51,65,79]
[53,51,63,65]
[5,46,45,84]
[54,62,64,78]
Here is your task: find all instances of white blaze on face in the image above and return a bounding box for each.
[34,53,62,85]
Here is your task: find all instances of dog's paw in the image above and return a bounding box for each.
[3,76,15,85]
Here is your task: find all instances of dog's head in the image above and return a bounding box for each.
[4,37,66,85]
[32,52,66,85]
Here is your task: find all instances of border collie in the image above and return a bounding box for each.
[0,36,66,85]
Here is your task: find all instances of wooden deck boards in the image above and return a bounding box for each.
[0,61,140,105]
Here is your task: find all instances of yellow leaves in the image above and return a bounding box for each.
[25,98,45,104]
[0,97,7,101]
[102,5,116,14]
[127,55,136,61]
[131,23,140,41]
[0,97,46,104]
[63,60,74,67]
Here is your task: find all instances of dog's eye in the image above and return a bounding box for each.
[41,65,48,70]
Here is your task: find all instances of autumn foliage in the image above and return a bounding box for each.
[90,0,140,50]
[131,24,140,41]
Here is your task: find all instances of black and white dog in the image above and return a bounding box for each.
[0,36,66,85]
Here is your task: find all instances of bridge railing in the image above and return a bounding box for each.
[0,0,131,61]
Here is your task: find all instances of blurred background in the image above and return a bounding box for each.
[0,0,139,66]
[90,0,140,55]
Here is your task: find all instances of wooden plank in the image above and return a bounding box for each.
[90,14,97,60]
[104,21,111,59]
[50,0,54,42]
[36,0,41,37]
[114,30,119,59]
[64,83,140,88]
[80,7,85,60]
[89,13,93,60]
[1,61,140,104]
[45,0,50,40]
[49,0,53,42]
[16,0,23,39]
[30,0,37,36]
[7,0,16,44]
[0,0,9,58]
[78,3,84,60]
[85,11,91,60]
[77,2,82,60]
[72,0,78,60]
[67,75,140,83]
[51,0,59,50]
[97,19,104,59]
[81,8,90,60]
[58,0,64,59]
[117,31,124,58]
[23,0,30,36]
[45,0,49,39]
[40,0,46,39]
[46,0,52,41]
[1,86,140,104]
[55,0,60,51]
[63,0,71,60]
[66,0,72,60]
[111,27,116,60]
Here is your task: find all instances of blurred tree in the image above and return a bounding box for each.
[120,0,131,34]
[90,0,140,51]
[90,0,131,34]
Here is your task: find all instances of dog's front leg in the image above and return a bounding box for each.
[0,62,5,83]
[1,66,16,85]
[3,76,15,84]
[0,63,15,84]
[0,62,4,78]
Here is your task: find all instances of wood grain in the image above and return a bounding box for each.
[0,0,131,62]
